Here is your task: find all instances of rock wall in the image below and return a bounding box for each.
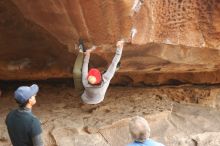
[11,0,220,47]
[0,0,220,84]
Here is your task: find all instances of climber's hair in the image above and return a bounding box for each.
[129,116,151,142]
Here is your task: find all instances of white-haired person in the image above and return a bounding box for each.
[128,116,165,146]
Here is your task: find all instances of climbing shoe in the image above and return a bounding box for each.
[79,38,87,52]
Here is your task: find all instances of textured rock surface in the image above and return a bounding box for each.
[11,0,220,47]
[1,84,220,146]
[0,0,220,84]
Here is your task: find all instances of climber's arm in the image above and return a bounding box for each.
[82,46,96,86]
[103,40,124,82]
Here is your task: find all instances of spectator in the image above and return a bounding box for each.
[128,116,165,146]
[5,84,44,146]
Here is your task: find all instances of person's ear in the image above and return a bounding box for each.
[27,98,32,105]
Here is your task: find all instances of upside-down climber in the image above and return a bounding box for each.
[73,39,124,104]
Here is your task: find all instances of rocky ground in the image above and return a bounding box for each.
[0,82,220,146]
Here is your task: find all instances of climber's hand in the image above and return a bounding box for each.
[90,45,96,51]
[84,46,96,55]
[116,40,124,49]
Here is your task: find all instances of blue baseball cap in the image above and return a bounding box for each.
[14,84,39,104]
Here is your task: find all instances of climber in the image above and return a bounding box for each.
[5,84,44,146]
[127,116,165,146]
[80,40,124,104]
[73,39,121,96]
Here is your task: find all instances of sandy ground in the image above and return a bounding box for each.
[0,82,220,146]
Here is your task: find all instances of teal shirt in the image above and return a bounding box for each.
[127,139,165,146]
[5,108,42,146]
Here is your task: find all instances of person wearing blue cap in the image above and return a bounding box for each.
[5,84,44,146]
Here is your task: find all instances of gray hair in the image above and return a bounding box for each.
[129,116,151,142]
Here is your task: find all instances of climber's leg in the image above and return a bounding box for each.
[73,39,86,95]
[73,52,84,94]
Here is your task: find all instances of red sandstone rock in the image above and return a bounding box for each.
[0,0,220,85]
